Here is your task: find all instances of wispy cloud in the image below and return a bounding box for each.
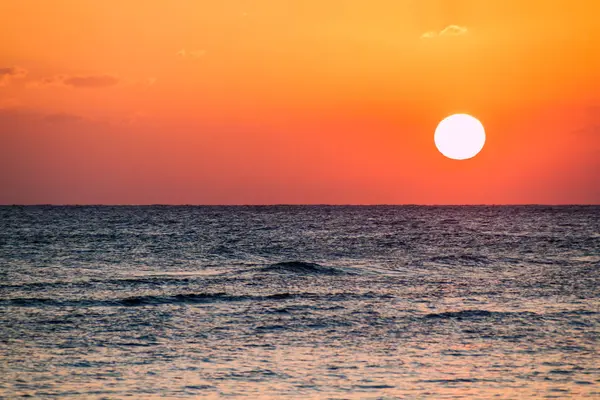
[421,25,468,39]
[0,66,27,86]
[33,75,65,87]
[63,75,119,88]
[0,107,86,126]
[43,112,85,125]
[34,74,119,88]
[0,98,21,109]
[575,105,600,138]
[121,111,149,126]
[440,25,468,36]
[177,48,207,59]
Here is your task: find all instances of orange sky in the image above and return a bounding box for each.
[1,0,599,204]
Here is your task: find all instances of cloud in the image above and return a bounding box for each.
[420,31,437,39]
[34,74,119,88]
[177,48,207,59]
[63,75,119,88]
[0,66,27,86]
[32,75,65,87]
[121,111,149,125]
[43,112,85,125]
[0,107,87,125]
[575,105,600,138]
[421,25,468,39]
[0,98,21,109]
[440,25,468,36]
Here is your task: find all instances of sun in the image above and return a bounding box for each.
[434,114,486,160]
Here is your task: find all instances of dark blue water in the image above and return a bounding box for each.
[1,206,599,398]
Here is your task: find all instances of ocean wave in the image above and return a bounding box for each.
[423,309,538,320]
[1,293,244,307]
[261,261,350,275]
[0,276,197,290]
[428,254,490,266]
[0,291,389,308]
[421,378,497,384]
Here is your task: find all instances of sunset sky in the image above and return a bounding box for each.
[1,0,599,204]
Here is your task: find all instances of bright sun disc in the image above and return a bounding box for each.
[434,114,486,160]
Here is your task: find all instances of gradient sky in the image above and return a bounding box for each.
[1,0,599,204]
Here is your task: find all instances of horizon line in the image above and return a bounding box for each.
[1,203,599,207]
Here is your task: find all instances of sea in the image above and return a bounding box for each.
[0,205,598,399]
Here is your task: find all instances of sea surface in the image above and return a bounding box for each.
[0,206,599,399]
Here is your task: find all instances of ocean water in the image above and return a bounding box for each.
[0,205,599,399]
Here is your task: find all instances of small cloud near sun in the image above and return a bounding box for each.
[177,49,207,59]
[0,66,27,86]
[421,25,468,39]
[440,25,468,36]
